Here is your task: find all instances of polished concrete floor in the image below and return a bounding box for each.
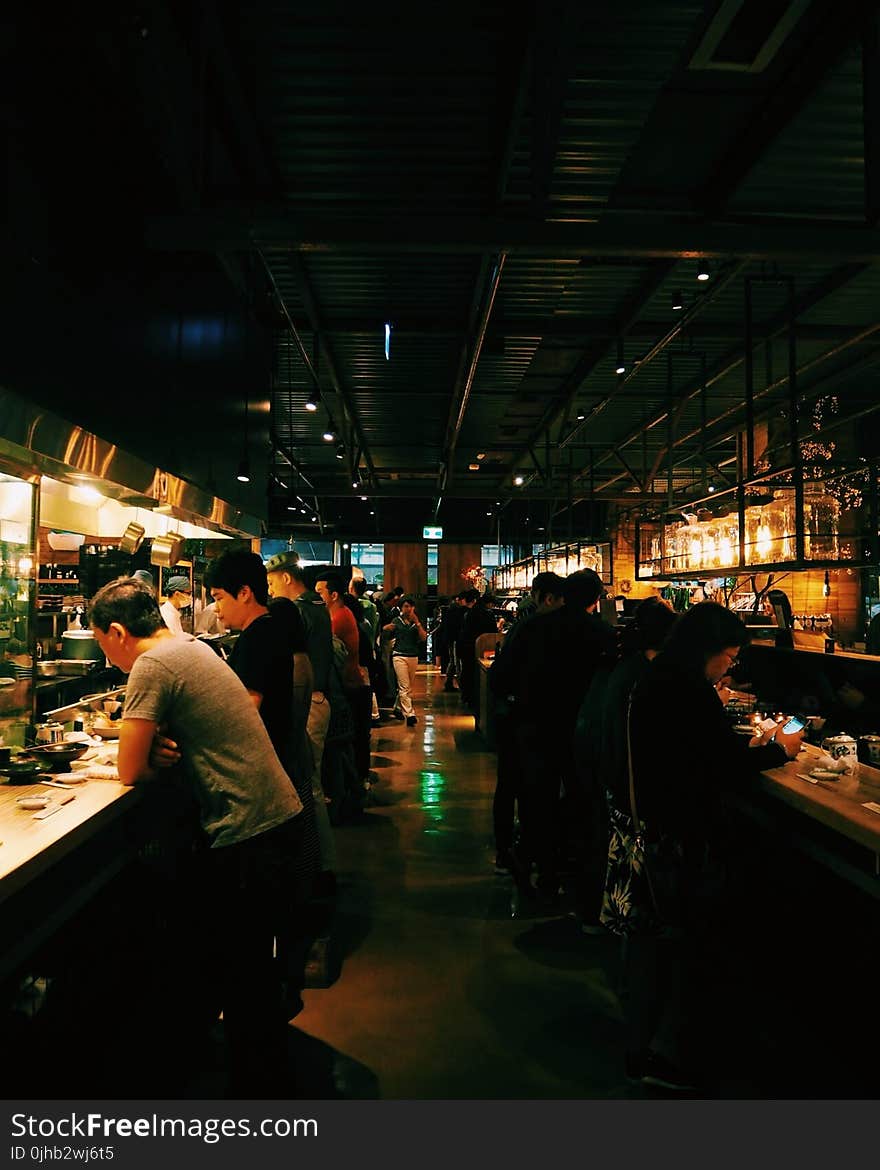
[290,664,641,1100]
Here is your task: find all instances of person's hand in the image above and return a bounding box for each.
[715,675,734,706]
[149,728,181,770]
[773,725,804,759]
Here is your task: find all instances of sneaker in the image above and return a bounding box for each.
[640,1051,702,1093]
[406,716,417,727]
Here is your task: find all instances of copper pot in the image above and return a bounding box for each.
[119,521,145,554]
[150,532,185,568]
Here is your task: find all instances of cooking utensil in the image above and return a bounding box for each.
[27,742,90,768]
[61,630,102,661]
[150,532,185,568]
[35,721,65,744]
[0,756,45,782]
[35,660,60,677]
[119,520,146,555]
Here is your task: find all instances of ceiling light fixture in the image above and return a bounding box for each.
[384,322,392,361]
[335,444,345,460]
[305,388,320,412]
[696,260,710,282]
[615,337,626,376]
[476,452,486,460]
[323,422,336,442]
[468,462,480,471]
[352,480,360,489]
[236,393,251,482]
[672,289,684,310]
[576,411,586,421]
[514,474,524,486]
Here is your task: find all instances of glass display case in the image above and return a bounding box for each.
[0,472,38,748]
[491,541,612,593]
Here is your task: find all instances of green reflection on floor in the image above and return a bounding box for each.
[419,769,446,820]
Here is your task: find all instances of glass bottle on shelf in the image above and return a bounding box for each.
[804,482,840,559]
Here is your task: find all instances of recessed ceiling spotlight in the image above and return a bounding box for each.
[311,515,317,522]
[696,260,710,281]
[369,510,375,515]
[305,389,320,412]
[514,474,524,486]
[576,411,585,421]
[468,463,480,471]
[360,495,368,501]
[708,485,716,493]
[476,452,486,460]
[615,337,626,376]
[352,480,359,489]
[323,426,336,442]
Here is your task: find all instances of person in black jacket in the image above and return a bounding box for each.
[456,589,496,710]
[498,569,616,901]
[623,602,804,1092]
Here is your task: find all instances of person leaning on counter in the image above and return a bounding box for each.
[88,575,304,1096]
[622,601,804,1092]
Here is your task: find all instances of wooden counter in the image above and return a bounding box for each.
[0,748,144,983]
[730,743,880,898]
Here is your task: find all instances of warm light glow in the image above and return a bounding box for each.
[756,524,773,561]
[514,475,524,486]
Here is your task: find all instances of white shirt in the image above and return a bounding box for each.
[160,598,185,638]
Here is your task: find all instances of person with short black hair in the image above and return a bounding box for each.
[88,575,304,1095]
[383,595,427,726]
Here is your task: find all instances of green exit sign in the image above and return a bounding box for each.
[423,525,443,540]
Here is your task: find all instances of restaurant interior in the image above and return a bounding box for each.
[3,2,880,1102]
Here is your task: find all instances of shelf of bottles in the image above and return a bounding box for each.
[492,541,612,593]
[0,472,39,747]
[635,476,859,580]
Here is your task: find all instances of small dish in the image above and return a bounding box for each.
[810,768,842,780]
[17,795,51,810]
[91,724,121,739]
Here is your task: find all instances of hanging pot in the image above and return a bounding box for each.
[150,532,185,568]
[119,521,145,555]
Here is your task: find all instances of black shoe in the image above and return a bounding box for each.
[493,850,513,874]
[640,1052,702,1093]
[391,709,405,721]
[406,716,417,727]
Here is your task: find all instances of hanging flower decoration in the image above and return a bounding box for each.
[461,564,486,591]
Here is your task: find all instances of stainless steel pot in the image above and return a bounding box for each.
[35,720,65,744]
[119,521,145,555]
[61,630,102,660]
[150,532,185,568]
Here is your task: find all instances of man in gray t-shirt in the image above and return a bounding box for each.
[89,575,302,1095]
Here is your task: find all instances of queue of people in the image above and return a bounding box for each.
[486,579,806,1095]
[86,554,427,1097]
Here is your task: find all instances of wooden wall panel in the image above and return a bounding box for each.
[438,543,482,597]
[383,543,427,597]
[785,568,861,643]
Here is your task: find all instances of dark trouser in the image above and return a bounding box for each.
[195,818,299,1095]
[459,647,476,706]
[566,766,609,924]
[346,685,373,781]
[493,710,520,855]
[515,721,573,893]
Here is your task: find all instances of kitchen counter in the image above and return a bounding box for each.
[0,743,143,983]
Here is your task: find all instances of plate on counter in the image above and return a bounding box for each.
[91,724,121,739]
[810,768,843,780]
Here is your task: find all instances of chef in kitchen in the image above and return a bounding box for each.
[160,575,192,638]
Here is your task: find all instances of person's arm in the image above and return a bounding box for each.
[117,718,161,785]
[413,615,428,643]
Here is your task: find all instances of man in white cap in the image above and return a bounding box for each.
[160,575,191,638]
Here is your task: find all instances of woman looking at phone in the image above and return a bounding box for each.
[621,602,803,1094]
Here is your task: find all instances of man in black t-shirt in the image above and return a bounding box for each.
[207,551,319,877]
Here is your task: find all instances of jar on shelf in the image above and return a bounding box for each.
[804,482,840,559]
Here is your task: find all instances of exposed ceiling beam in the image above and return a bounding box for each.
[146,210,880,261]
[700,4,858,215]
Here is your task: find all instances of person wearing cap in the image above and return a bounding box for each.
[132,568,155,592]
[159,575,192,638]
